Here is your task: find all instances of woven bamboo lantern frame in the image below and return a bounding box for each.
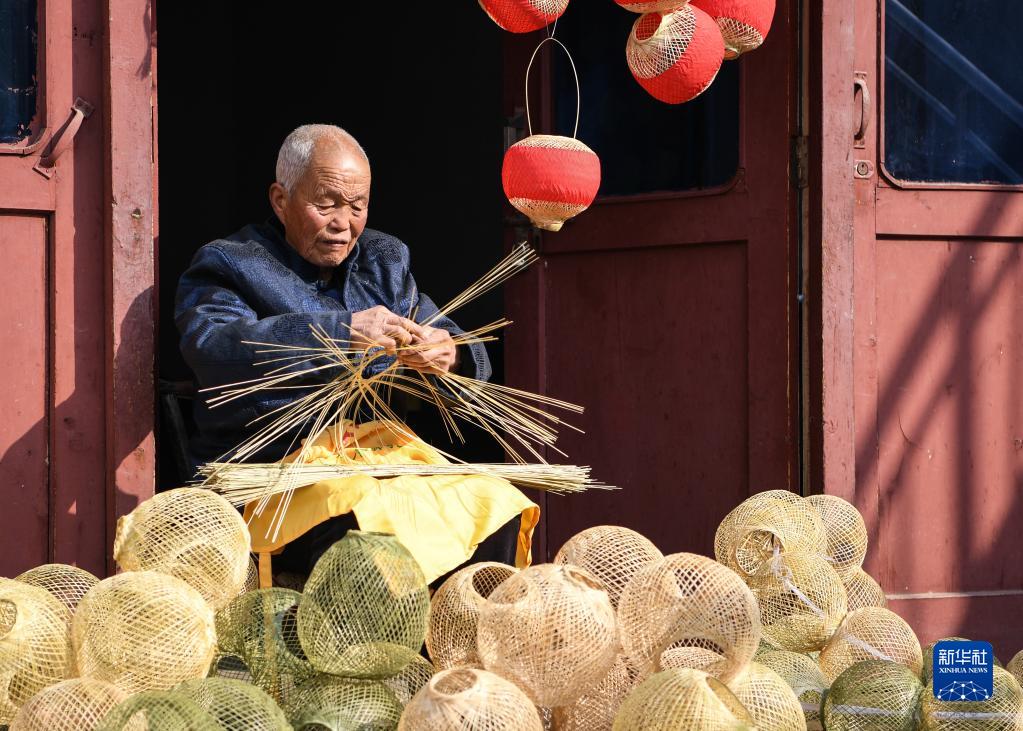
[727,661,805,731]
[690,0,776,59]
[823,659,922,731]
[613,668,755,731]
[618,552,761,684]
[15,564,99,614]
[553,654,633,731]
[95,690,220,730]
[477,0,568,33]
[756,650,828,731]
[477,563,619,708]
[0,578,73,723]
[715,491,827,577]
[920,666,1023,730]
[818,607,922,683]
[427,562,517,670]
[113,487,251,610]
[844,567,887,612]
[922,637,969,685]
[804,494,868,580]
[175,677,290,731]
[399,667,544,731]
[284,675,403,730]
[9,678,126,731]
[383,654,436,707]
[554,525,663,608]
[72,571,217,695]
[1007,649,1023,689]
[615,1,690,13]
[297,531,430,679]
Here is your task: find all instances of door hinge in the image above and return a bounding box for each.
[792,135,809,190]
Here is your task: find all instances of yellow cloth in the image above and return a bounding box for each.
[244,420,540,583]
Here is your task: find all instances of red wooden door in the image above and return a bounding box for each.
[846,0,1023,654]
[0,0,155,576]
[502,4,800,560]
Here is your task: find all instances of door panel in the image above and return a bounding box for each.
[504,2,799,558]
[852,0,1023,654]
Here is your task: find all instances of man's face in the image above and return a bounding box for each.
[270,144,371,269]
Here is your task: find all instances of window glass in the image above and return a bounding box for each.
[0,0,38,144]
[885,0,1023,185]
[553,3,739,196]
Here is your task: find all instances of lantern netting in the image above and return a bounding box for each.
[297,531,430,679]
[426,562,517,671]
[175,677,289,731]
[714,491,827,577]
[844,568,887,611]
[15,564,99,614]
[726,661,805,731]
[617,552,761,684]
[612,668,755,731]
[0,578,72,723]
[818,607,922,683]
[9,678,126,731]
[690,0,775,58]
[383,655,436,707]
[755,651,828,731]
[823,659,922,731]
[72,571,217,694]
[747,551,848,652]
[95,690,220,731]
[552,654,633,731]
[398,667,543,731]
[283,674,403,730]
[476,0,568,34]
[477,563,618,708]
[214,587,314,704]
[113,487,251,610]
[920,666,1023,730]
[804,494,868,579]
[502,135,601,232]
[553,525,664,609]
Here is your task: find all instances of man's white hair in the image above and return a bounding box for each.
[275,124,370,194]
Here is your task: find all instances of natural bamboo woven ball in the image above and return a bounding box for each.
[175,677,290,731]
[844,567,887,611]
[553,525,664,608]
[715,491,827,577]
[208,652,253,683]
[553,654,633,731]
[243,555,259,593]
[284,675,403,730]
[426,562,517,670]
[9,678,127,731]
[1007,649,1023,688]
[818,607,922,683]
[72,571,217,694]
[15,564,99,613]
[618,553,761,684]
[95,690,220,730]
[756,651,828,731]
[626,7,726,105]
[398,667,543,731]
[0,578,73,723]
[690,0,776,59]
[922,638,969,685]
[502,135,602,232]
[727,661,804,731]
[748,551,848,652]
[920,666,1023,730]
[297,531,430,679]
[477,0,568,33]
[113,487,251,610]
[214,587,314,703]
[477,563,618,708]
[804,494,868,579]
[612,668,755,731]
[615,1,689,14]
[823,659,922,731]
[383,655,436,706]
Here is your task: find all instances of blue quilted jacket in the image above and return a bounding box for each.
[175,220,492,468]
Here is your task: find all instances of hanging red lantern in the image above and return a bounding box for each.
[478,0,570,33]
[503,135,601,231]
[626,6,725,105]
[690,0,776,59]
[502,37,601,231]
[614,0,688,13]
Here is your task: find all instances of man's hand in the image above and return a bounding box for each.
[399,324,459,375]
[350,306,420,354]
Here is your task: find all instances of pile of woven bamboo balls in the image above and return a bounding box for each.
[5,487,1023,729]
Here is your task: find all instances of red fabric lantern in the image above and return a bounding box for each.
[614,0,688,13]
[626,7,725,105]
[502,135,601,231]
[478,0,570,33]
[690,0,775,58]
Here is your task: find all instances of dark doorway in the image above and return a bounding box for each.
[156,2,508,487]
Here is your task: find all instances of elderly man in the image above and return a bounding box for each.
[176,125,526,580]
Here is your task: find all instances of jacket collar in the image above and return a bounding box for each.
[260,217,362,285]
